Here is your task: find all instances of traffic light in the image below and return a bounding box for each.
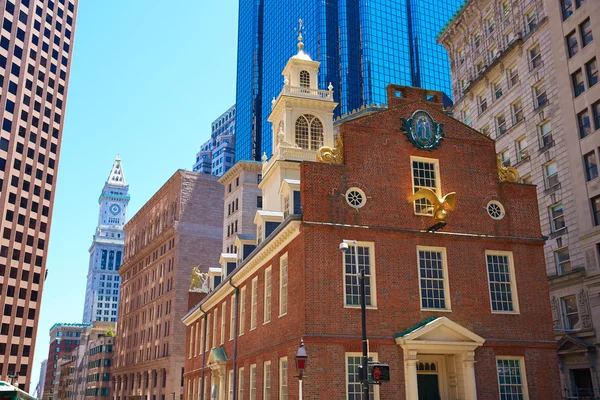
[369,363,390,384]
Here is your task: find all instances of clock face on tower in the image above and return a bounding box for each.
[109,204,121,216]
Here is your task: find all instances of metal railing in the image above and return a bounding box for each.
[564,388,600,400]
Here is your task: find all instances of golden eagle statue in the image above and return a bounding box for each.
[408,188,456,222]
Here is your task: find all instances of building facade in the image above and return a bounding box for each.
[41,323,90,400]
[183,44,560,400]
[112,171,224,400]
[234,0,463,162]
[35,359,47,400]
[218,161,262,255]
[439,0,600,395]
[0,0,79,390]
[82,334,114,399]
[193,105,236,177]
[82,156,129,324]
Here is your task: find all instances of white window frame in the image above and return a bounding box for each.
[263,361,271,399]
[279,254,288,317]
[410,156,441,216]
[197,320,203,356]
[250,277,258,330]
[485,250,520,314]
[212,308,218,349]
[345,352,380,400]
[229,295,234,341]
[544,161,559,189]
[342,241,378,309]
[239,286,246,335]
[205,314,211,351]
[549,203,566,232]
[279,357,288,400]
[417,246,451,312]
[496,357,529,400]
[228,370,234,400]
[188,324,194,359]
[238,367,244,400]
[249,364,257,400]
[221,301,226,345]
[264,266,272,324]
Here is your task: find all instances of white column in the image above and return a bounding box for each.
[463,351,478,400]
[405,350,419,400]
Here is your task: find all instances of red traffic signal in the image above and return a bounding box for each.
[369,363,390,383]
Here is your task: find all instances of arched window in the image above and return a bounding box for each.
[299,70,310,87]
[295,115,324,150]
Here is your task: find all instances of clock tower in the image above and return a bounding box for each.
[82,155,130,324]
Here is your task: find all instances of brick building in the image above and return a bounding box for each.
[83,334,114,398]
[113,171,224,400]
[438,0,600,393]
[182,41,560,400]
[42,323,90,400]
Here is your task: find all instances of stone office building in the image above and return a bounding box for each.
[438,0,600,394]
[112,171,224,400]
[182,40,560,400]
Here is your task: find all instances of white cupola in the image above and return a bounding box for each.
[258,29,338,214]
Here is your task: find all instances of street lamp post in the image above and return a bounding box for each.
[340,240,369,400]
[295,338,307,400]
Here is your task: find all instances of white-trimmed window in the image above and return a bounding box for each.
[555,248,571,275]
[478,94,488,114]
[238,367,244,399]
[499,149,510,167]
[346,353,379,399]
[263,361,271,399]
[496,113,507,137]
[516,137,528,162]
[239,286,246,335]
[228,370,234,400]
[210,309,216,348]
[299,70,310,88]
[486,251,519,313]
[508,64,519,88]
[280,254,288,316]
[549,203,566,232]
[229,296,235,341]
[279,357,288,400]
[411,157,440,215]
[493,80,503,100]
[197,319,203,356]
[417,246,451,311]
[534,81,547,109]
[496,357,529,400]
[562,295,580,330]
[544,161,559,189]
[221,301,226,345]
[529,44,542,69]
[295,114,324,150]
[539,120,552,147]
[512,99,523,124]
[343,241,377,308]
[249,364,257,400]
[188,324,194,359]
[206,314,211,350]
[264,266,272,323]
[250,277,258,330]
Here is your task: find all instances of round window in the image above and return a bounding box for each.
[346,188,367,209]
[487,200,505,220]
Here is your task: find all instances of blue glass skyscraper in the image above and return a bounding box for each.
[235,0,464,162]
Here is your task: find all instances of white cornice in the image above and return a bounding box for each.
[183,220,301,325]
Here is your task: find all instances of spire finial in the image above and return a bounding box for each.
[296,19,304,52]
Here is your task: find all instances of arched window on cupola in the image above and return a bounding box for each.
[299,70,310,87]
[295,114,324,150]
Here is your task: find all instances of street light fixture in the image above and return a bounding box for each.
[340,240,370,400]
[296,338,308,400]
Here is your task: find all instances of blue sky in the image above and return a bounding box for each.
[30,0,239,391]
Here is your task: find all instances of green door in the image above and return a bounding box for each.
[417,374,440,400]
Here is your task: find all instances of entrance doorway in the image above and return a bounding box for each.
[417,374,440,400]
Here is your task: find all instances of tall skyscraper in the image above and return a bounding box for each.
[192,105,236,176]
[234,0,463,162]
[82,156,129,324]
[0,0,78,391]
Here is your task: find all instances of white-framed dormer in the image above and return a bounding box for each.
[254,211,284,246]
[234,234,257,266]
[208,267,223,291]
[219,253,237,280]
[279,179,301,218]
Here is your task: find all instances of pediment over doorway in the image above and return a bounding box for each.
[557,334,594,355]
[394,317,485,352]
